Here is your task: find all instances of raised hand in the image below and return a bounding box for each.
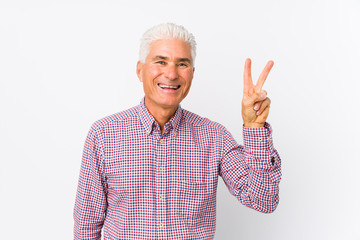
[242,58,274,128]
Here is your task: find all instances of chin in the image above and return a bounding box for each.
[159,98,181,108]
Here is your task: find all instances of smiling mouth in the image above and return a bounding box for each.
[158,84,181,90]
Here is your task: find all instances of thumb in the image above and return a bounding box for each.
[245,88,267,104]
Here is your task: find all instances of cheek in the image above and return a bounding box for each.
[181,75,193,95]
[142,68,161,90]
[183,71,193,86]
[147,66,162,78]
[142,65,161,81]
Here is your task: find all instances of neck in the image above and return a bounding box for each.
[144,100,178,134]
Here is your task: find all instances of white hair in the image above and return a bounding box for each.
[139,23,197,66]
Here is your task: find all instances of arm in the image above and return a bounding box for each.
[74,125,107,239]
[219,58,281,212]
[219,123,281,213]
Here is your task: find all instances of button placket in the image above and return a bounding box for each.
[155,135,167,236]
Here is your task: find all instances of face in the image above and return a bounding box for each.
[136,38,195,114]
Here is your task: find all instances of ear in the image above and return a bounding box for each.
[192,67,195,74]
[136,61,143,82]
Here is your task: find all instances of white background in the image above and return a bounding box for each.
[1,0,359,239]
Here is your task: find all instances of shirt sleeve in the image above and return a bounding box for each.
[74,125,107,239]
[219,122,281,213]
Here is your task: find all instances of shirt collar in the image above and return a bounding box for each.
[138,97,183,135]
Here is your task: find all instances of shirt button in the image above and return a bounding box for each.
[258,137,263,142]
[160,223,164,228]
[159,167,164,172]
[159,195,163,199]
[174,131,177,136]
[159,139,164,143]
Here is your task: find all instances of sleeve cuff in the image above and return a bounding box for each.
[243,122,272,151]
[243,122,279,171]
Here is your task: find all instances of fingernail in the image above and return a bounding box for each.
[260,93,266,99]
[254,104,259,110]
[256,111,261,115]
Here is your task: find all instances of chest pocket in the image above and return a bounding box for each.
[169,179,209,224]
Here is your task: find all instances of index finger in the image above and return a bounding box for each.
[255,60,274,91]
[243,58,254,94]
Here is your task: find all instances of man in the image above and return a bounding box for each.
[74,23,281,240]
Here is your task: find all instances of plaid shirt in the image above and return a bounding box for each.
[74,98,281,240]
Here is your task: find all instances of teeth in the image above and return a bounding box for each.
[158,84,179,89]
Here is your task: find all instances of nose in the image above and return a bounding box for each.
[164,63,178,81]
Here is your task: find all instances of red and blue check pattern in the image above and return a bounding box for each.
[74,98,281,240]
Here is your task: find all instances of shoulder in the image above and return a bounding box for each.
[89,105,139,133]
[182,109,226,132]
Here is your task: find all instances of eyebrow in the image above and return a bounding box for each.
[178,58,192,64]
[152,56,168,61]
[152,55,192,64]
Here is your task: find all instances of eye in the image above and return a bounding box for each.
[178,62,188,67]
[156,61,166,65]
